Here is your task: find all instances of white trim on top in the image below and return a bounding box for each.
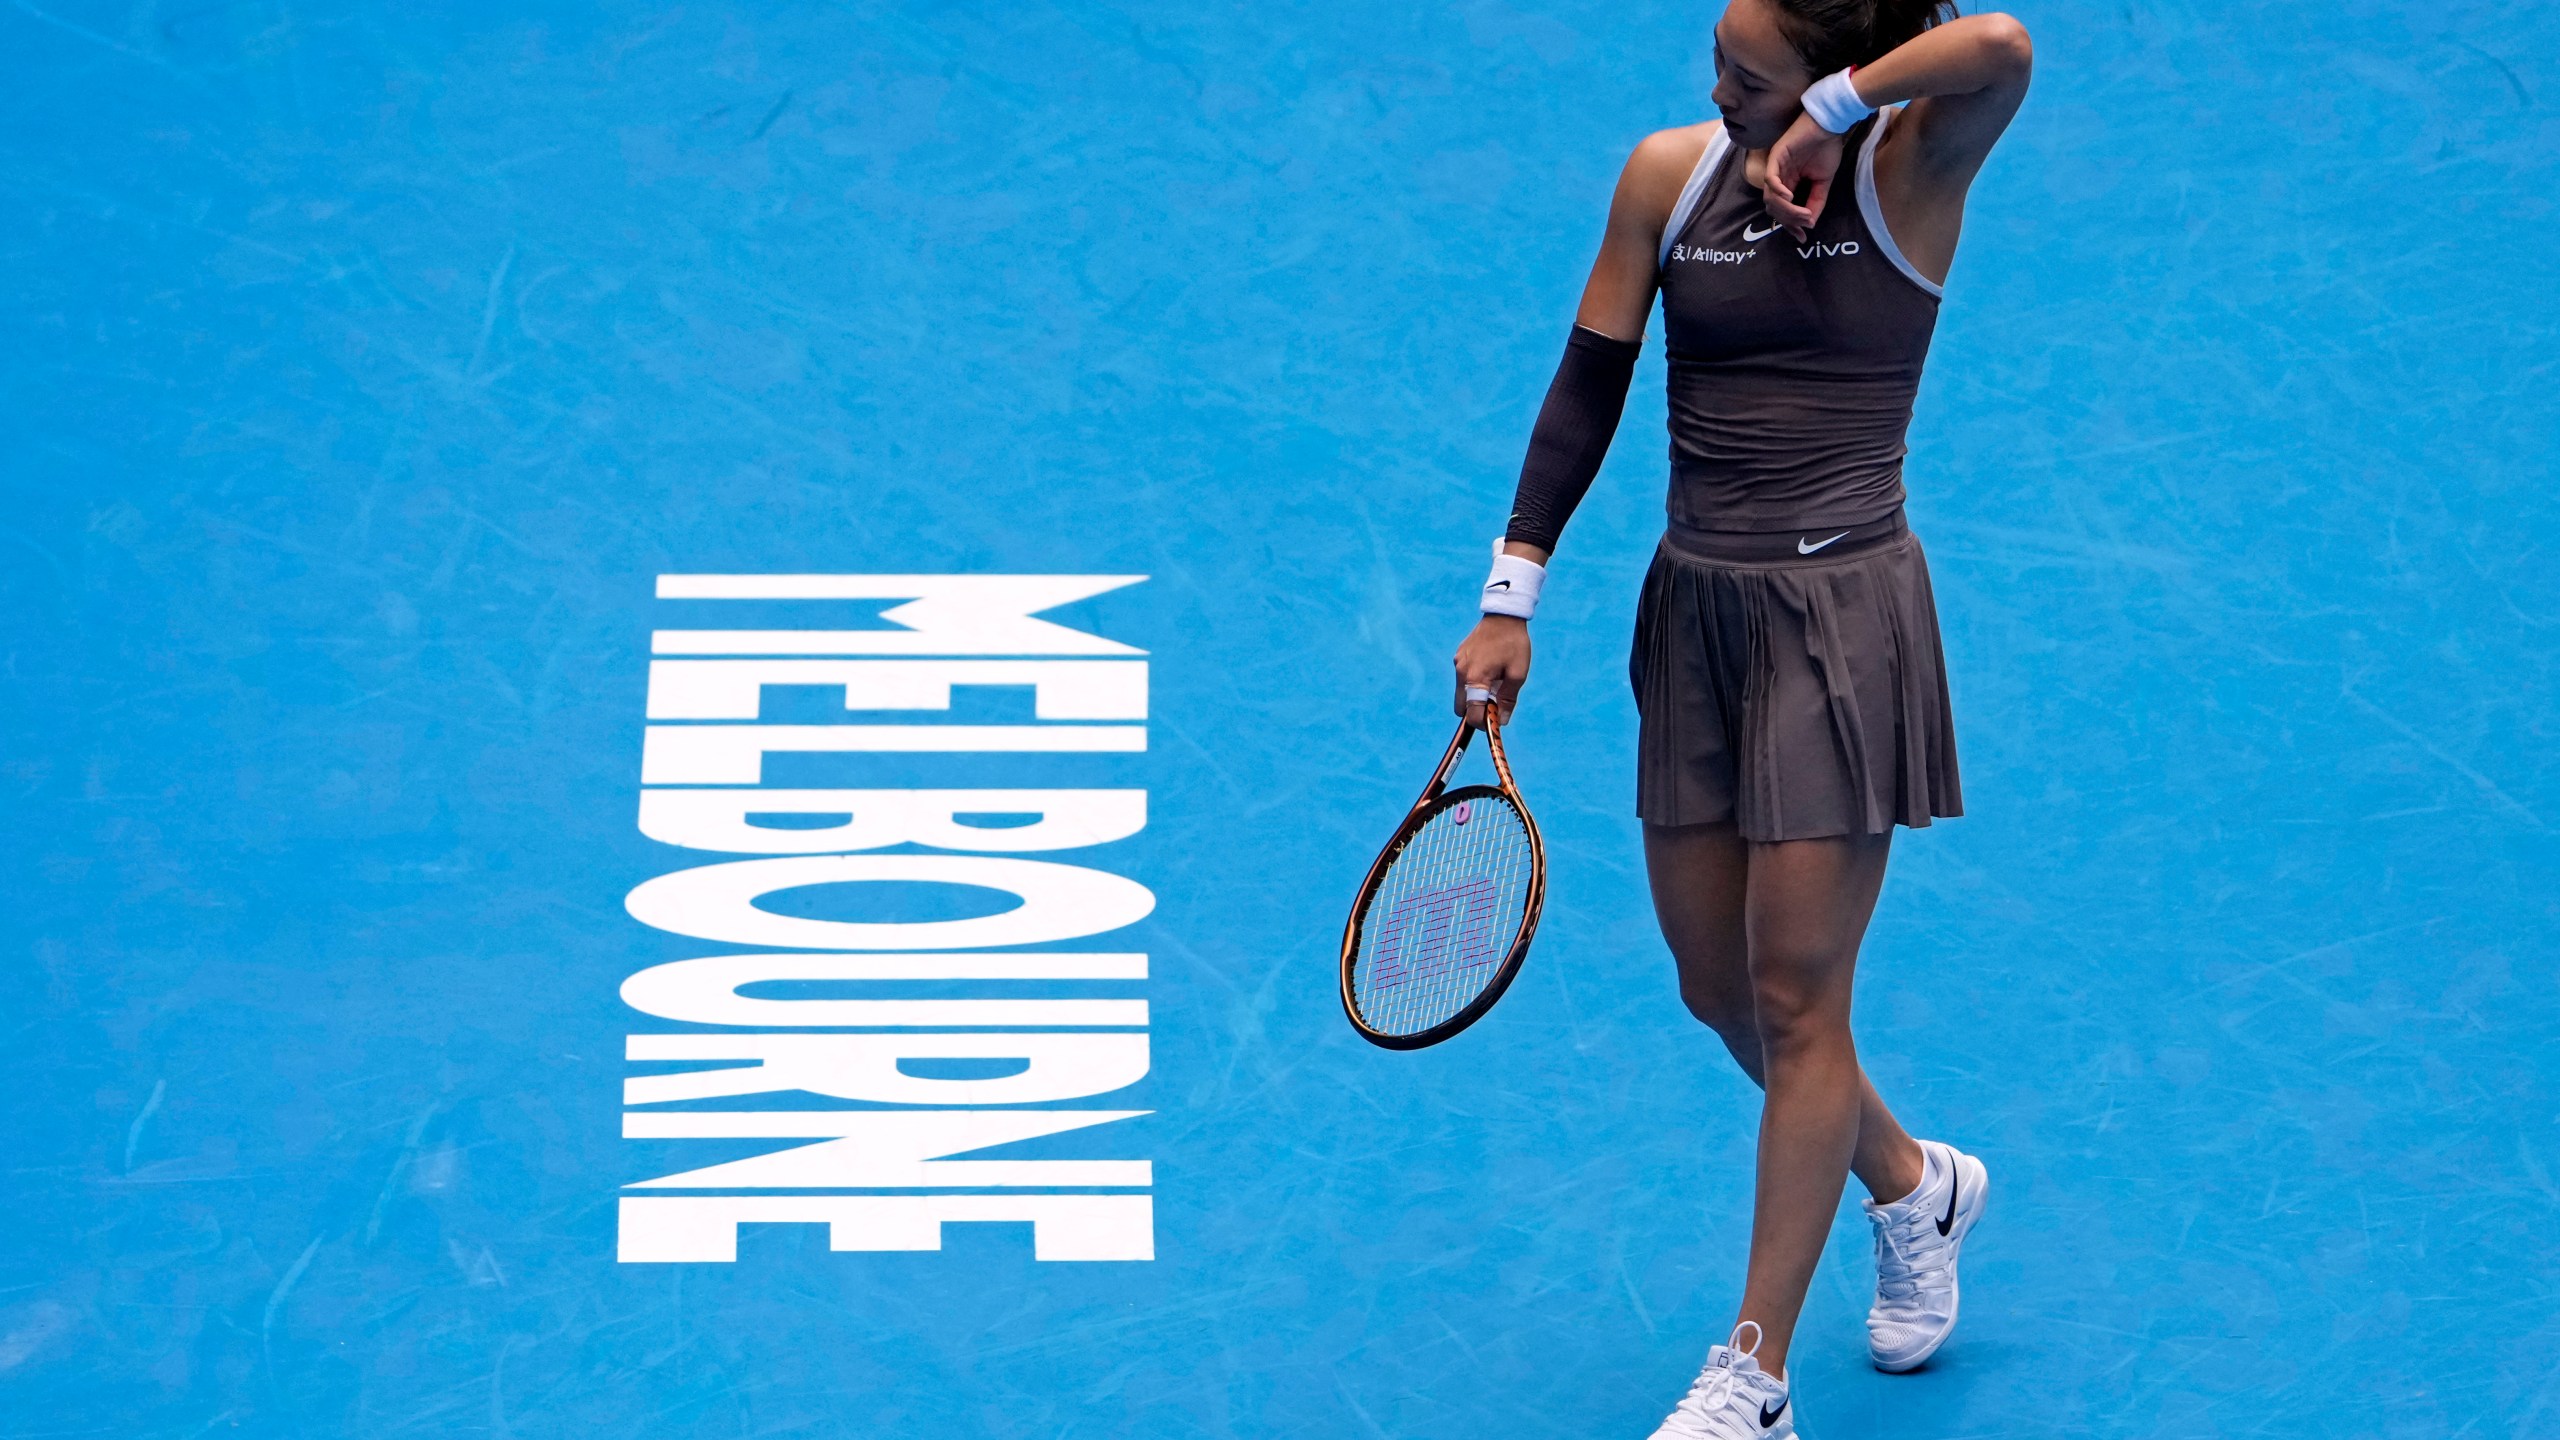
[1854,105,1945,299]
[1658,124,1734,269]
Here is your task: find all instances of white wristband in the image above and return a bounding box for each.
[1798,67,1872,134]
[1480,538,1545,620]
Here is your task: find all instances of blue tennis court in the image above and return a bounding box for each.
[6,0,2556,1434]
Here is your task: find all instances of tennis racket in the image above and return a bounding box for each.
[1339,685,1548,1049]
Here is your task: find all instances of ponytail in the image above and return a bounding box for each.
[1766,0,1959,77]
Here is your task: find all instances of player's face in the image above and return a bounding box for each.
[1709,0,1814,149]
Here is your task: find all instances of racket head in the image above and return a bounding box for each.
[1339,780,1544,1049]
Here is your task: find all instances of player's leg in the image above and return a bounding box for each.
[1643,819,1923,1204]
[1651,823,1989,1378]
[1726,829,1894,1382]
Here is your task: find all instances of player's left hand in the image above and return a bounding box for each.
[1761,113,1845,240]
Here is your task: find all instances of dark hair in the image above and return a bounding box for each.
[1764,0,1958,76]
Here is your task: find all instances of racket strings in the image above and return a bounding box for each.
[1352,795,1534,1036]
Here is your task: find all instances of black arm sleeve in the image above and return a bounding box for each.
[1501,324,1643,554]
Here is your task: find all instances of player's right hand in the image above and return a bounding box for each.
[1453,615,1531,730]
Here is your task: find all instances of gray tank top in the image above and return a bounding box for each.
[1655,108,1944,532]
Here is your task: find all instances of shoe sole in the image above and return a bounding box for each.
[1871,1148,1989,1374]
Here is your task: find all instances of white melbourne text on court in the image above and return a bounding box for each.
[616,575,1156,1264]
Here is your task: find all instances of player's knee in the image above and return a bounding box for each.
[1676,971,1753,1039]
[1748,972,1846,1057]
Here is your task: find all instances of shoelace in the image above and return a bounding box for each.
[1658,1323,1771,1439]
[1870,1203,1956,1306]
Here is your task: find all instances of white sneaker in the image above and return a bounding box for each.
[1647,1322,1796,1439]
[1862,1138,1990,1372]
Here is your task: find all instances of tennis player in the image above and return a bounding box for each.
[1451,2,2032,1433]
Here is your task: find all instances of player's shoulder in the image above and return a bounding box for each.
[1616,121,1723,220]
[1626,121,1721,183]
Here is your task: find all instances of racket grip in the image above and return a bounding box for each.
[1463,685,1494,703]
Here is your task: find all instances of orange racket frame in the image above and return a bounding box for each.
[1338,687,1549,1049]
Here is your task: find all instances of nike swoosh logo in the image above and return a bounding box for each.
[1486,579,1511,590]
[1760,1396,1788,1428]
[1937,1167,1960,1236]
[1742,220,1783,242]
[1796,531,1850,554]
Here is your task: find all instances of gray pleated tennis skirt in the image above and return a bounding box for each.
[1629,508,1963,841]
